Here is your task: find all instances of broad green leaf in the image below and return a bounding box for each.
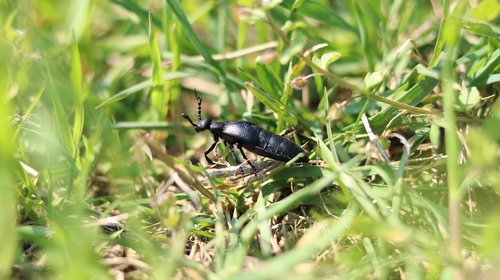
[364,71,384,90]
[455,87,480,112]
[316,134,336,168]
[429,124,441,149]
[312,51,341,70]
[279,31,307,64]
[414,64,440,80]
[291,0,305,11]
[464,21,500,38]
[261,0,283,10]
[486,74,500,84]
[471,0,500,21]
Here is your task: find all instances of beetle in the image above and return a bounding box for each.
[182,92,308,174]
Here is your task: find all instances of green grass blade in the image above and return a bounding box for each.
[237,205,357,280]
[282,0,356,34]
[353,2,375,71]
[66,0,91,40]
[165,0,225,79]
[7,1,500,278]
[71,36,84,165]
[96,72,194,108]
[0,95,17,279]
[244,82,295,124]
[110,0,162,27]
[149,14,167,117]
[441,3,468,278]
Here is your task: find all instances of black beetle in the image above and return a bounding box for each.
[182,92,308,174]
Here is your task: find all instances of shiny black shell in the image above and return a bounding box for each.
[219,121,308,162]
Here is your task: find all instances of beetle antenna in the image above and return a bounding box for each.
[182,113,197,128]
[195,89,202,121]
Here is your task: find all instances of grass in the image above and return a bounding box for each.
[1,0,499,279]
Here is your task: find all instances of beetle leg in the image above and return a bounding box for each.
[227,144,240,165]
[237,144,257,177]
[213,141,221,161]
[228,144,246,176]
[204,136,219,165]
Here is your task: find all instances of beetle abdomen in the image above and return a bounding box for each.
[222,121,308,162]
[248,125,308,162]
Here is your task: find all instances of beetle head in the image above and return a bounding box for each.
[196,118,212,132]
[182,114,212,132]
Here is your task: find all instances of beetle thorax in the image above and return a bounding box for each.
[210,122,224,136]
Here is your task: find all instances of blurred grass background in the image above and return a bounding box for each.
[1,0,499,279]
